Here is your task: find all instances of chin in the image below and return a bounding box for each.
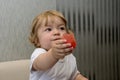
[43,47,50,51]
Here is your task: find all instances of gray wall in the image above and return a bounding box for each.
[0,0,56,62]
[56,0,120,80]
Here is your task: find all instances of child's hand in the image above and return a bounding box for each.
[50,36,73,59]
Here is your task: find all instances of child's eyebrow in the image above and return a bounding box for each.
[44,24,52,27]
[58,24,65,26]
[45,23,65,27]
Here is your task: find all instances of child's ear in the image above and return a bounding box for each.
[36,41,41,47]
[35,38,41,47]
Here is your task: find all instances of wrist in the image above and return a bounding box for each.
[49,49,59,61]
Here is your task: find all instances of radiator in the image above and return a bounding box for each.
[56,0,120,80]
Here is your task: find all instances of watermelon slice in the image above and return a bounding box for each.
[63,33,76,48]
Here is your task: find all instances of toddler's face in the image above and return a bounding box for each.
[37,16,67,50]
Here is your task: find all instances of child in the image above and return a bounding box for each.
[29,10,88,80]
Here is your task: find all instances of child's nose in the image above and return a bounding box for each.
[53,29,60,36]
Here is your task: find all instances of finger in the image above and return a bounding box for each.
[55,39,67,44]
[64,49,73,55]
[56,43,71,49]
[57,47,73,53]
[51,39,66,48]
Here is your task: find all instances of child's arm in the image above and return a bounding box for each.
[75,73,88,80]
[32,38,73,71]
[32,49,58,71]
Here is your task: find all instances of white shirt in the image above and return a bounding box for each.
[30,48,79,80]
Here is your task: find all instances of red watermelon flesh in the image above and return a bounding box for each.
[63,33,76,48]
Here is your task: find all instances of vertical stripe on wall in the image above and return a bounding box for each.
[56,0,120,80]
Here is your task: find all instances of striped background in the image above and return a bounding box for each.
[56,0,120,80]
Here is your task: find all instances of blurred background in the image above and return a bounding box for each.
[0,0,120,80]
[0,0,56,61]
[56,0,120,80]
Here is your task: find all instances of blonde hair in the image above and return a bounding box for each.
[29,10,68,47]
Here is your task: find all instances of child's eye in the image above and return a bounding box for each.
[45,28,52,31]
[60,26,66,30]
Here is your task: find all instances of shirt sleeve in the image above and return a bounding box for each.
[30,48,47,72]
